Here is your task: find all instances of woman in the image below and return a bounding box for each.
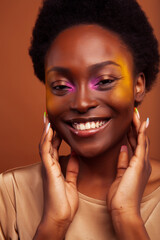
[0,0,159,239]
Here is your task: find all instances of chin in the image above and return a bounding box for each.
[70,142,109,159]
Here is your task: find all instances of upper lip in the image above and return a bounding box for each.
[65,116,111,124]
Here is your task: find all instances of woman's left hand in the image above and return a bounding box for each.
[107,109,151,239]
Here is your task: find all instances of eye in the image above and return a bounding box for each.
[93,76,117,90]
[51,80,74,96]
[97,79,114,86]
[53,85,70,90]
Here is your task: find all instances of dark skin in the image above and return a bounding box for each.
[34,24,160,240]
[45,24,145,199]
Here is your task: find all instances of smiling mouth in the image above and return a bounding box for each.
[72,120,108,130]
[65,117,111,137]
[66,117,111,130]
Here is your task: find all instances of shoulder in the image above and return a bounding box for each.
[0,162,43,198]
[0,155,70,192]
[0,155,69,204]
[0,163,43,239]
[1,162,42,182]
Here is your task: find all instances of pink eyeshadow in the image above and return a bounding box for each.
[89,78,98,90]
[66,82,76,92]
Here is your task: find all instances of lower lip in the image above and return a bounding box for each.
[67,120,111,137]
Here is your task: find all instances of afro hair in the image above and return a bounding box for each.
[29,0,159,92]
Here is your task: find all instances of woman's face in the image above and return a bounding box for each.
[45,24,140,157]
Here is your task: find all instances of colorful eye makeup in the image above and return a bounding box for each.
[50,75,120,96]
[66,82,75,92]
[89,77,99,90]
[89,75,119,90]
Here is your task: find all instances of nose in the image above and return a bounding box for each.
[70,84,98,113]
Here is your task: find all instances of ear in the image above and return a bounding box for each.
[134,73,146,106]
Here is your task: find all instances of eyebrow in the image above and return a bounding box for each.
[47,66,71,76]
[46,61,121,75]
[88,61,121,73]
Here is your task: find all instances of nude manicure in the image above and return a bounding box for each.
[44,112,47,124]
[120,145,128,152]
[146,117,149,128]
[46,122,50,134]
[134,107,140,119]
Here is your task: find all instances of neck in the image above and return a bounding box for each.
[77,137,129,200]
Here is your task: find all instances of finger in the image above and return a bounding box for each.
[144,118,150,163]
[134,120,147,162]
[48,148,62,174]
[127,108,141,152]
[40,112,52,147]
[145,136,150,162]
[39,124,54,166]
[39,121,65,188]
[133,108,141,133]
[52,132,62,151]
[144,136,151,177]
[41,133,63,180]
[116,145,129,178]
[40,122,62,169]
[66,152,79,187]
[127,125,137,152]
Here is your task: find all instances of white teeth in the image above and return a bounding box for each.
[79,123,85,130]
[100,121,104,126]
[91,122,95,128]
[95,121,100,128]
[72,120,108,131]
[85,122,91,129]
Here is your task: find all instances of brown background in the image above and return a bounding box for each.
[0,0,160,173]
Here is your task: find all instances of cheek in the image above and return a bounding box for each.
[46,89,66,119]
[110,78,134,110]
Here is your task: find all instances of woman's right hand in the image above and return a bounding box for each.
[33,114,79,240]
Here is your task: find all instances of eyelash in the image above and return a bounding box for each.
[51,82,73,96]
[96,79,114,85]
[53,85,70,90]
[93,77,117,90]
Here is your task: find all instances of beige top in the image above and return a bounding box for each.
[0,162,160,240]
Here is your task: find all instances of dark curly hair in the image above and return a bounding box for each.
[29,0,159,92]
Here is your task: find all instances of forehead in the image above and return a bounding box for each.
[45,24,134,73]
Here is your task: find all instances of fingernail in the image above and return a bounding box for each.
[120,145,128,152]
[46,122,50,134]
[44,112,47,124]
[134,107,140,119]
[146,117,149,128]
